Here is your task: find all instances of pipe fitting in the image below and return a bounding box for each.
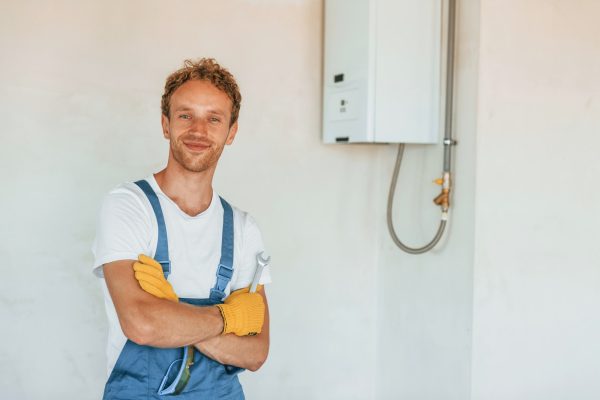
[433,172,451,212]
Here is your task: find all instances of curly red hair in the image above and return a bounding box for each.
[161,59,242,126]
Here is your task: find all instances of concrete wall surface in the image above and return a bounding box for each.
[471,1,600,399]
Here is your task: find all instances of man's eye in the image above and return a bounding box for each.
[179,114,191,119]
[209,117,221,123]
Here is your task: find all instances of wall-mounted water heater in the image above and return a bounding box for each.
[323,0,458,254]
[323,0,445,144]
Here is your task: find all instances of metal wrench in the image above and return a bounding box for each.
[250,251,270,293]
[246,252,270,337]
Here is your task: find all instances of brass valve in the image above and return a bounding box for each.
[433,173,451,212]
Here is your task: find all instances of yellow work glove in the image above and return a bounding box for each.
[133,254,179,302]
[216,285,265,336]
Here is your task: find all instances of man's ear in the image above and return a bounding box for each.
[161,114,170,139]
[225,121,239,145]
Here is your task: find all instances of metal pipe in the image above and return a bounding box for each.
[387,144,447,254]
[444,0,457,173]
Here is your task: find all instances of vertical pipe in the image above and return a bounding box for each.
[443,0,457,173]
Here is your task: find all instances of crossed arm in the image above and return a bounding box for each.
[194,290,269,371]
[103,259,269,371]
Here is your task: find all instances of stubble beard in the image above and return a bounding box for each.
[170,137,225,173]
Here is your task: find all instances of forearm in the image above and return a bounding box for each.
[127,297,224,348]
[195,288,270,371]
[194,332,269,372]
[104,259,224,348]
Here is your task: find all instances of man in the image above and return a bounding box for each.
[92,59,271,399]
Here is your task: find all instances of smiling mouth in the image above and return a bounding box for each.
[184,142,211,152]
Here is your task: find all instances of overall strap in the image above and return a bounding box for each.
[209,197,235,302]
[134,180,171,278]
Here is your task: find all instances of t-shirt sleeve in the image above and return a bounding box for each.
[91,187,153,278]
[231,214,272,291]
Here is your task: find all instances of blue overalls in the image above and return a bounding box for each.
[103,180,245,400]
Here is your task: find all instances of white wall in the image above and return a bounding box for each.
[471,1,600,399]
[0,1,379,399]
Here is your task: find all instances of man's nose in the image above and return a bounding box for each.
[190,118,208,135]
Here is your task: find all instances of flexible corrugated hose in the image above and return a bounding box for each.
[386,143,447,254]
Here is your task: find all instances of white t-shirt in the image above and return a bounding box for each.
[92,175,272,376]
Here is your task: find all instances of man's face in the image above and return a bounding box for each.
[161,79,238,173]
